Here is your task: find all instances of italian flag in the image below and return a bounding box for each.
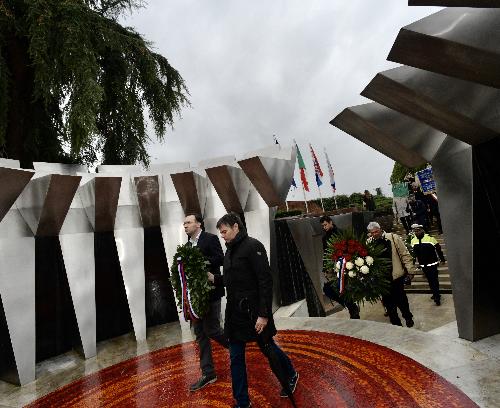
[295,142,309,192]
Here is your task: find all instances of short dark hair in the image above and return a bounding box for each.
[319,215,333,224]
[216,213,244,230]
[186,213,204,230]
[186,213,203,224]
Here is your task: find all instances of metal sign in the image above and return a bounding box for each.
[392,182,409,198]
[416,167,436,194]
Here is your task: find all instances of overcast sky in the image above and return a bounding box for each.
[123,1,440,199]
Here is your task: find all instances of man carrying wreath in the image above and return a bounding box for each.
[183,214,229,392]
[320,216,360,319]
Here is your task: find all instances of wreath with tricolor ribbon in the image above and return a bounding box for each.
[323,230,391,305]
[170,245,211,321]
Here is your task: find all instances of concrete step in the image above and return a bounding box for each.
[405,281,452,293]
[413,275,450,283]
[414,265,449,271]
[405,288,452,294]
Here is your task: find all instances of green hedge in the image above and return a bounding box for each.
[275,209,303,219]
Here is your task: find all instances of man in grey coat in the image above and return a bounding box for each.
[367,221,416,327]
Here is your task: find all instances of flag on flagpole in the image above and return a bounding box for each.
[309,144,324,187]
[294,141,309,192]
[324,149,336,193]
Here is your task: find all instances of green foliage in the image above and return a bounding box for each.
[390,162,428,184]
[323,230,391,305]
[373,195,393,212]
[275,209,302,219]
[349,192,364,207]
[335,194,349,208]
[170,245,211,320]
[308,191,394,213]
[311,197,333,211]
[0,0,189,166]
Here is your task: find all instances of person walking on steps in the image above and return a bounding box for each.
[367,222,416,327]
[410,224,446,306]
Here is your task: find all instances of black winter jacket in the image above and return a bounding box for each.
[214,231,277,343]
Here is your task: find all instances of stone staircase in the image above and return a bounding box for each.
[392,222,452,294]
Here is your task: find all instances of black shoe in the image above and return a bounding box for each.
[405,318,414,328]
[430,295,435,300]
[435,298,441,306]
[280,371,299,397]
[233,403,251,408]
[189,374,217,391]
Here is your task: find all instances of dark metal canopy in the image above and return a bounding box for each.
[388,8,500,88]
[361,66,500,145]
[331,102,445,167]
[409,0,500,6]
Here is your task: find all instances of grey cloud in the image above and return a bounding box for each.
[124,0,441,198]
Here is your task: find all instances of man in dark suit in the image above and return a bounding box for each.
[183,214,229,391]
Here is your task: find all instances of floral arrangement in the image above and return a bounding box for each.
[170,245,211,321]
[323,230,391,304]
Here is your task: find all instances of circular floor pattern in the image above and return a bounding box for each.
[26,330,478,408]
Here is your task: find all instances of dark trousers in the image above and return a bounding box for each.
[193,299,228,376]
[414,215,429,232]
[382,276,413,326]
[229,338,295,406]
[422,265,440,301]
[323,282,360,318]
[400,216,412,234]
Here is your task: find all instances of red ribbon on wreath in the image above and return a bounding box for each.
[177,257,200,322]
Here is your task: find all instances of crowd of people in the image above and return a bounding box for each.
[180,190,445,406]
[393,180,443,235]
[320,215,446,326]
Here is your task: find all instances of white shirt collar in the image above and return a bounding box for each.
[189,229,202,246]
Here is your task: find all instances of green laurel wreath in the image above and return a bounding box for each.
[323,229,392,305]
[170,245,212,319]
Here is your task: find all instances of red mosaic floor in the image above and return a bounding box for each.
[26,330,478,408]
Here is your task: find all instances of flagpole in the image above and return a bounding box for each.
[317,184,325,212]
[302,183,309,213]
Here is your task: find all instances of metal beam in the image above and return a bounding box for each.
[331,103,445,167]
[388,8,500,88]
[361,66,500,145]
[409,0,500,6]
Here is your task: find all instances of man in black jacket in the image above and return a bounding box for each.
[183,214,229,392]
[209,213,298,408]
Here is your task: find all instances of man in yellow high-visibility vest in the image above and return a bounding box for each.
[410,224,446,306]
